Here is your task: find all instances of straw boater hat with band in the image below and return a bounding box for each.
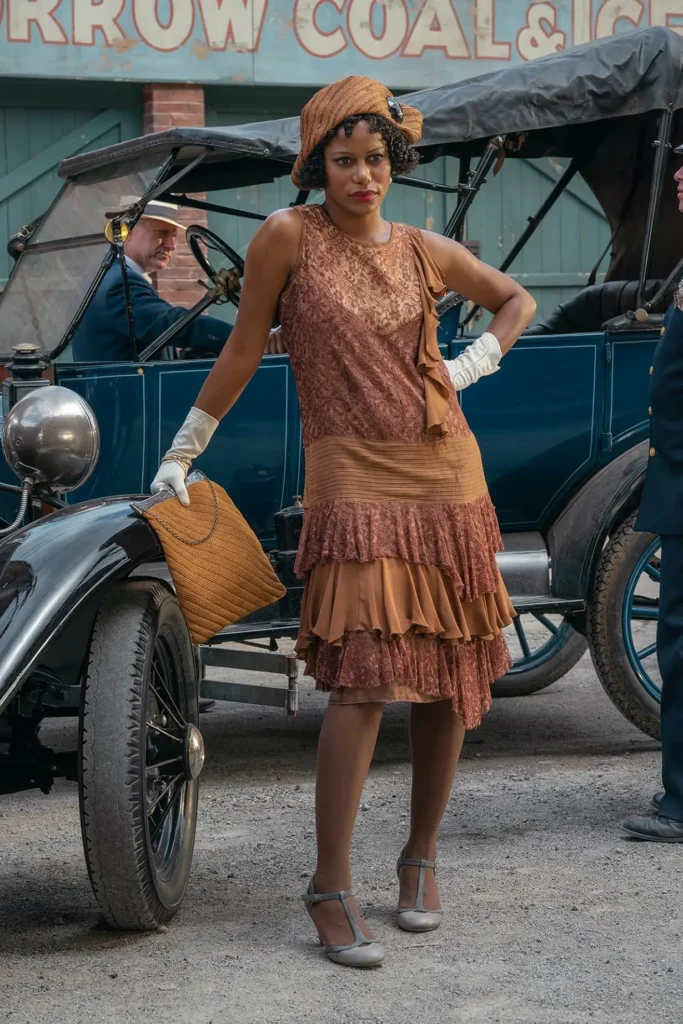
[291,76,423,187]
[139,199,184,230]
[118,197,185,231]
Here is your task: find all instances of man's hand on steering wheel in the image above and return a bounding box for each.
[186,224,286,352]
[186,224,245,308]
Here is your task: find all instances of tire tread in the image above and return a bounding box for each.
[79,580,189,930]
[587,512,661,740]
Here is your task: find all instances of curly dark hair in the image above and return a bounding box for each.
[296,113,419,190]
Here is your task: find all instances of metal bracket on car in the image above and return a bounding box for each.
[106,218,139,360]
[199,645,299,715]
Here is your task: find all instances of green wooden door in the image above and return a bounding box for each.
[0,80,142,291]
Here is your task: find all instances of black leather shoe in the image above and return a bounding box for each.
[199,698,216,713]
[623,813,683,842]
[651,791,664,812]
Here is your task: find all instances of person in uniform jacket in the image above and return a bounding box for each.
[623,155,683,842]
[71,200,233,361]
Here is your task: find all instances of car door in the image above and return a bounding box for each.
[57,352,300,550]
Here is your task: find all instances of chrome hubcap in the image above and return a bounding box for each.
[184,724,205,780]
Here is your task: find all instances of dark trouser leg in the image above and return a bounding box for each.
[657,536,683,822]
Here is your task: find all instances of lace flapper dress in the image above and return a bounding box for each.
[279,206,514,728]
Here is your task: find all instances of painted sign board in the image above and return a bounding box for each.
[0,0,681,88]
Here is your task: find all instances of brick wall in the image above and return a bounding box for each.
[142,84,207,307]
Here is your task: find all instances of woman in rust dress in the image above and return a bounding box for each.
[151,76,536,968]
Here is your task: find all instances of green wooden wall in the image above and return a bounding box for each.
[0,80,142,291]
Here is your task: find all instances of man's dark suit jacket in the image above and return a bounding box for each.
[71,261,232,362]
[637,300,683,535]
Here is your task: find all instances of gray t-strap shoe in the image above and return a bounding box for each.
[396,851,443,932]
[302,881,385,968]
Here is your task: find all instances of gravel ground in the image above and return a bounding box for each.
[1,639,681,1024]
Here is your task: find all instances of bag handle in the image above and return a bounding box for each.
[144,478,220,547]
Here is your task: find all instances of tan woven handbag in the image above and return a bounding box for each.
[132,472,286,644]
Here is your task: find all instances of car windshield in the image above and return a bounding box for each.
[0,158,163,361]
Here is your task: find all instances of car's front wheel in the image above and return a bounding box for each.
[587,512,661,740]
[79,579,202,930]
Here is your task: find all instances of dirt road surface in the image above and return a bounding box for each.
[1,644,681,1024]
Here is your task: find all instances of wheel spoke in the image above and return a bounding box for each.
[147,772,185,816]
[149,680,185,731]
[147,722,184,743]
[636,641,658,661]
[149,779,185,843]
[146,756,184,774]
[531,613,559,634]
[151,661,186,729]
[644,561,661,583]
[631,604,659,621]
[513,616,532,659]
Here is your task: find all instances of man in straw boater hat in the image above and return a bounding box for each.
[72,199,235,362]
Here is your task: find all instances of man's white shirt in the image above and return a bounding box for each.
[124,255,153,285]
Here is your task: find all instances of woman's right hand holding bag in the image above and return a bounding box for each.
[150,406,220,506]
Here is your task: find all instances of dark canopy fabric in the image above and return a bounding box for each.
[405,25,683,150]
[59,26,683,190]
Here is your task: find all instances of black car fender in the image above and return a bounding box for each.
[0,497,162,715]
[547,441,649,615]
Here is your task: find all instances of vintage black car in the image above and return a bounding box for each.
[0,27,680,929]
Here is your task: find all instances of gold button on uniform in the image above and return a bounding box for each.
[649,447,656,457]
[649,365,654,375]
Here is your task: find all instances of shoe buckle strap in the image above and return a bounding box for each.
[301,885,352,905]
[302,883,371,952]
[397,852,438,914]
[397,854,437,872]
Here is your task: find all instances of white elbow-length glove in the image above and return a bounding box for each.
[150,406,219,507]
[444,332,502,392]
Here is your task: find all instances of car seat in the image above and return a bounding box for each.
[525,280,673,335]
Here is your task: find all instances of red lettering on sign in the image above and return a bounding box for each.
[516,2,565,60]
[72,0,126,47]
[649,0,683,35]
[348,0,408,59]
[572,0,591,44]
[8,0,68,44]
[474,0,510,60]
[132,0,195,52]
[403,0,470,58]
[294,0,347,57]
[198,0,268,52]
[595,0,644,37]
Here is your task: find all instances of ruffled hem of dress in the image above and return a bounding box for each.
[294,494,504,601]
[297,556,514,646]
[294,556,514,729]
[299,630,511,730]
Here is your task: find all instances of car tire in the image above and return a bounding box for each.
[492,617,587,698]
[587,512,661,740]
[79,579,201,930]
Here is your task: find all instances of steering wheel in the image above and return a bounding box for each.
[186,224,244,308]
